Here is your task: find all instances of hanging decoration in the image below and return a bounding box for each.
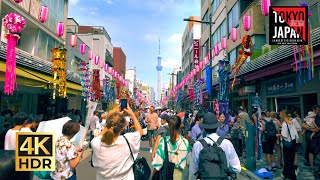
[94,56,100,65]
[91,69,100,101]
[14,0,23,3]
[188,87,195,102]
[243,15,252,31]
[109,79,116,102]
[221,37,227,49]
[261,0,271,16]
[80,44,86,54]
[56,22,64,37]
[218,60,230,102]
[70,35,77,47]
[230,35,253,91]
[103,78,110,101]
[214,45,219,56]
[205,66,211,95]
[294,2,314,85]
[3,13,26,95]
[51,47,67,99]
[231,28,238,42]
[88,50,93,60]
[38,5,48,23]
[78,61,91,101]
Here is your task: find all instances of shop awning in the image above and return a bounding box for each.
[0,61,82,95]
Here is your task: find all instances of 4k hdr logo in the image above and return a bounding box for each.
[16,132,55,171]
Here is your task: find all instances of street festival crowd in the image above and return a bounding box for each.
[0,104,320,180]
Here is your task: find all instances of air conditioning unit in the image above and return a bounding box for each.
[262,44,271,54]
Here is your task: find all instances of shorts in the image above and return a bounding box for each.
[307,136,320,155]
[147,130,156,139]
[262,140,276,154]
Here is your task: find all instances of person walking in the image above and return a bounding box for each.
[270,111,283,168]
[91,104,143,180]
[189,112,241,180]
[51,116,82,180]
[151,115,190,179]
[151,114,170,160]
[217,112,229,138]
[278,110,299,180]
[89,111,100,145]
[146,106,159,153]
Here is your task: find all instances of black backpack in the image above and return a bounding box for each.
[198,137,228,180]
[263,119,277,141]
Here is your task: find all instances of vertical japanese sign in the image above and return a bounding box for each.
[193,39,200,66]
[269,6,308,45]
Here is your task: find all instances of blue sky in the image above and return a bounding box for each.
[68,0,200,89]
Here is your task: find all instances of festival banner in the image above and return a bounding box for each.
[193,39,200,66]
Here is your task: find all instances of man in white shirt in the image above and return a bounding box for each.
[189,112,241,180]
[4,112,28,150]
[89,111,99,146]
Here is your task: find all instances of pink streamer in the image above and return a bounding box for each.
[4,34,19,95]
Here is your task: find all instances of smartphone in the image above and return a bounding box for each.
[120,99,127,111]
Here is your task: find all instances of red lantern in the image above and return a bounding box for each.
[14,0,23,3]
[243,15,252,31]
[231,28,238,42]
[70,35,77,47]
[56,22,64,37]
[38,5,48,23]
[108,67,112,74]
[221,37,227,49]
[80,43,86,54]
[100,61,104,69]
[261,0,271,16]
[94,56,100,65]
[88,50,93,60]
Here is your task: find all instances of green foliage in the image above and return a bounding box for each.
[250,49,262,61]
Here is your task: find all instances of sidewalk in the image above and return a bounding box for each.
[241,152,318,179]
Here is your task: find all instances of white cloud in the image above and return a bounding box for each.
[105,0,113,4]
[143,33,158,43]
[69,0,79,6]
[162,57,181,69]
[167,33,182,43]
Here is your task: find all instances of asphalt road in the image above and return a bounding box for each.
[76,140,249,180]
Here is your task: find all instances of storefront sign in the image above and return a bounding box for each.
[193,39,200,66]
[266,77,296,96]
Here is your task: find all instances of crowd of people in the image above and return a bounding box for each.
[1,104,320,180]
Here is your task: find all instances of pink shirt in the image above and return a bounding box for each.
[146,113,159,130]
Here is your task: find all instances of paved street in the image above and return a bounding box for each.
[77,139,251,180]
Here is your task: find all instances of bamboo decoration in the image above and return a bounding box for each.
[92,69,100,101]
[51,47,67,99]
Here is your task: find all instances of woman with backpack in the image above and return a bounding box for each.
[277,110,299,180]
[151,115,190,180]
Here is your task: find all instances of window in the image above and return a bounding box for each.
[228,49,237,66]
[212,0,218,14]
[228,2,240,33]
[211,19,226,46]
[310,3,320,30]
[40,0,65,35]
[202,10,209,32]
[202,40,209,60]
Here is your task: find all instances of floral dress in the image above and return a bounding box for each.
[51,136,78,180]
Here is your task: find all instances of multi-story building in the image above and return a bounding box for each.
[207,0,320,117]
[113,47,126,78]
[181,16,201,79]
[125,68,136,94]
[0,0,83,116]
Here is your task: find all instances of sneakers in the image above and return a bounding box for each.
[280,174,286,179]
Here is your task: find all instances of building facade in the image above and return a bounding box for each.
[0,0,84,117]
[209,0,320,117]
[113,47,127,78]
[126,68,136,94]
[181,16,201,79]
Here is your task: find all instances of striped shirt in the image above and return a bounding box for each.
[152,135,190,171]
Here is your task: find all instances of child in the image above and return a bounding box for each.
[303,111,318,139]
